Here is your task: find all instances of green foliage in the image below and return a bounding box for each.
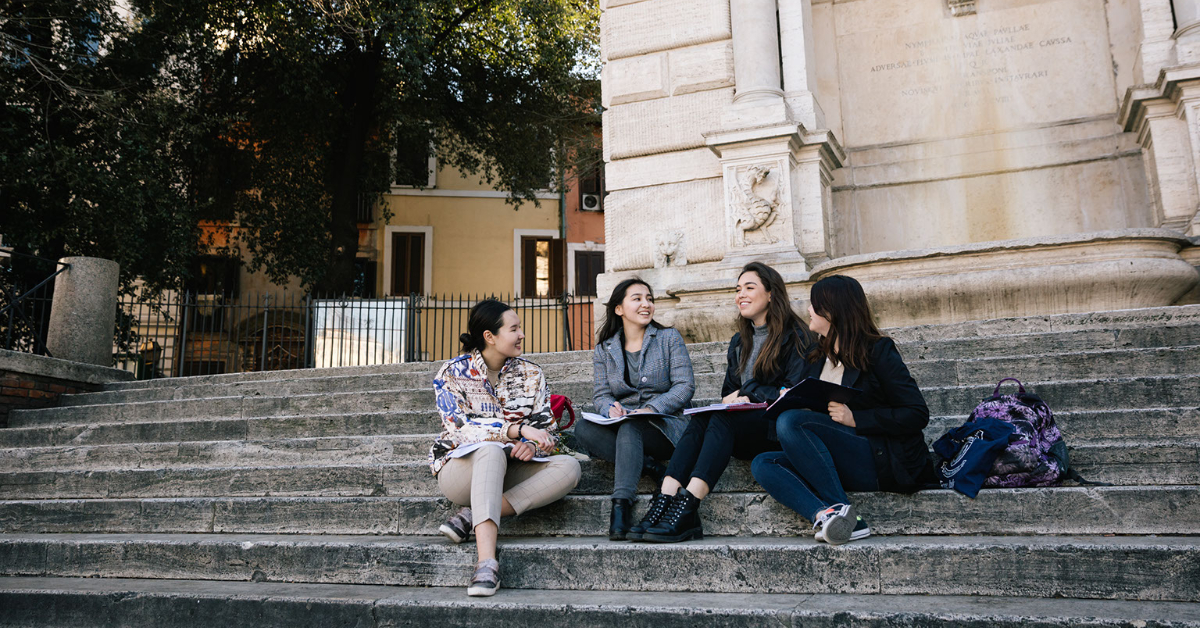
[2,0,601,294]
[0,0,210,294]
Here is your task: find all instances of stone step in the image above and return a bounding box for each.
[0,486,1196,537]
[15,373,1200,430]
[1,442,1193,500]
[0,418,1193,477]
[1,404,1195,451]
[0,411,436,449]
[2,578,1198,628]
[8,389,432,428]
[0,435,431,472]
[54,343,1200,410]
[92,304,1200,394]
[0,533,1196,601]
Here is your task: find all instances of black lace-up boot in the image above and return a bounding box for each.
[642,488,703,543]
[609,498,633,541]
[627,492,672,541]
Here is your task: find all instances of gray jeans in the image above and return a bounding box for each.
[574,418,674,501]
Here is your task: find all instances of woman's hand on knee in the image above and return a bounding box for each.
[510,441,536,461]
[828,402,856,427]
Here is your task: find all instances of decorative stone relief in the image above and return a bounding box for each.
[655,231,687,268]
[730,164,782,247]
[947,0,975,16]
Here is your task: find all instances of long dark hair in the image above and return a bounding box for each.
[596,278,666,344]
[806,274,883,371]
[736,261,808,381]
[459,299,514,354]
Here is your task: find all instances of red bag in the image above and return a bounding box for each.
[550,394,575,430]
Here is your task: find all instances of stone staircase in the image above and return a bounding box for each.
[1,306,1199,626]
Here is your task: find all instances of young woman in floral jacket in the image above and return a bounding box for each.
[429,299,581,596]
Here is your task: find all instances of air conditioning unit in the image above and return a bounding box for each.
[581,193,603,212]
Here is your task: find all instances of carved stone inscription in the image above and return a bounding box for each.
[836,0,1114,146]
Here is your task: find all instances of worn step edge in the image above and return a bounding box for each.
[2,578,1198,628]
[1,533,1197,601]
[1,486,1197,537]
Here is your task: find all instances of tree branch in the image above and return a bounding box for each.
[431,0,502,52]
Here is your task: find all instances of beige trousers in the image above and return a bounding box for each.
[436,444,581,527]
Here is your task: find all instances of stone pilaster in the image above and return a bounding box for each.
[705,124,844,271]
[777,0,824,129]
[1122,65,1200,236]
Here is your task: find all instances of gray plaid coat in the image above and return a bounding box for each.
[592,325,695,444]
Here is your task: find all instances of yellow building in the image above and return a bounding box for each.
[369,152,565,299]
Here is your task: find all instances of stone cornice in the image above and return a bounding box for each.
[1120,63,1200,132]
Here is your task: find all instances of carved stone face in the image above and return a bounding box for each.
[658,232,681,255]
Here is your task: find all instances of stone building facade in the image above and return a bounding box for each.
[600,0,1200,339]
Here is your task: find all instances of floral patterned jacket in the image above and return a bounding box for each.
[427,350,555,474]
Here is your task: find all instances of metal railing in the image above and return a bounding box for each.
[0,250,70,357]
[114,291,597,379]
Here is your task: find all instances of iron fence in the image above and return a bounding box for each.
[114,291,597,379]
[0,250,69,357]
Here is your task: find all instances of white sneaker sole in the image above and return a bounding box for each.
[848,525,872,541]
[821,505,858,546]
[439,523,468,544]
[467,581,500,596]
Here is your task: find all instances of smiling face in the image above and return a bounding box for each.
[735,271,771,326]
[614,283,654,329]
[807,302,831,337]
[484,309,525,360]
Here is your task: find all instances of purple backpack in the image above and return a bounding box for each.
[970,378,1069,488]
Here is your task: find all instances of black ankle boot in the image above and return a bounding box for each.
[641,457,667,486]
[642,488,703,543]
[627,492,672,542]
[609,498,633,541]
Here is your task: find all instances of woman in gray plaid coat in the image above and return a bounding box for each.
[576,278,696,540]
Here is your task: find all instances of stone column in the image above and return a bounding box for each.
[730,0,783,103]
[724,0,789,126]
[46,257,119,366]
[1176,0,1200,63]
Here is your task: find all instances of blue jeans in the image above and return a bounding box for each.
[751,409,879,523]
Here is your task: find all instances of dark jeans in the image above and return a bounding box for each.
[574,418,674,501]
[665,411,776,491]
[751,409,879,523]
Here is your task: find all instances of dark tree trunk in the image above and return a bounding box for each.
[313,38,385,296]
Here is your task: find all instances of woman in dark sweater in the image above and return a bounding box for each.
[751,274,935,545]
[634,261,812,543]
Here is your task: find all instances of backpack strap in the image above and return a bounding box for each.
[1065,468,1112,487]
[992,377,1026,396]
